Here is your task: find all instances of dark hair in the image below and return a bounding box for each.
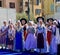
[47,18,54,22]
[36,17,44,22]
[20,18,27,25]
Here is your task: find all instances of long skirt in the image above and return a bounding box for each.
[0,35,6,45]
[6,38,13,45]
[37,33,48,53]
[37,33,44,49]
[24,30,27,41]
[47,31,52,45]
[50,36,57,54]
[25,33,37,50]
[57,44,60,54]
[15,31,23,50]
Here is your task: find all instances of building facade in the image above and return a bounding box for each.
[0,0,31,13]
[0,0,16,10]
[53,0,60,19]
[1,0,57,19]
[31,0,42,18]
[30,0,54,18]
[43,0,54,18]
[54,0,60,12]
[0,0,42,18]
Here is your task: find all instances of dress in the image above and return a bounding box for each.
[56,27,60,53]
[0,29,2,44]
[36,25,47,53]
[57,22,60,53]
[56,23,60,44]
[7,29,15,45]
[25,26,37,50]
[23,26,27,41]
[49,25,57,54]
[0,25,8,45]
[47,27,52,46]
[15,27,23,50]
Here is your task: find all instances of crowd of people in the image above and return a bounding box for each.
[0,17,60,54]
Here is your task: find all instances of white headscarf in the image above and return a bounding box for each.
[53,20,58,25]
[8,19,12,25]
[3,20,7,23]
[29,21,34,25]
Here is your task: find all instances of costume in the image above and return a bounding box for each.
[7,28,15,46]
[23,25,27,41]
[47,18,57,54]
[49,25,57,54]
[25,26,36,50]
[15,26,23,50]
[36,25,47,53]
[36,17,47,53]
[47,27,52,46]
[0,25,8,46]
[20,18,27,41]
[56,22,60,53]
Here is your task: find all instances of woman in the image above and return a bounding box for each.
[7,24,15,50]
[0,20,8,49]
[53,20,60,54]
[25,21,36,51]
[15,20,23,51]
[20,18,27,41]
[36,17,47,53]
[47,18,57,54]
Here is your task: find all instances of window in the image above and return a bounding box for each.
[19,7,23,13]
[20,2,23,6]
[56,6,60,12]
[50,4,54,12]
[9,2,15,8]
[35,9,41,15]
[36,0,41,5]
[0,1,2,7]
[25,2,28,7]
[56,0,60,2]
[25,10,29,14]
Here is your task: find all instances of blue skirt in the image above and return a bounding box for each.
[15,30,23,50]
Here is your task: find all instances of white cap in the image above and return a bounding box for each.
[8,19,12,24]
[53,20,58,24]
[9,19,12,21]
[17,20,20,23]
[29,21,34,25]
[3,20,7,22]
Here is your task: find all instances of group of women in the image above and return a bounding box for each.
[0,17,60,54]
